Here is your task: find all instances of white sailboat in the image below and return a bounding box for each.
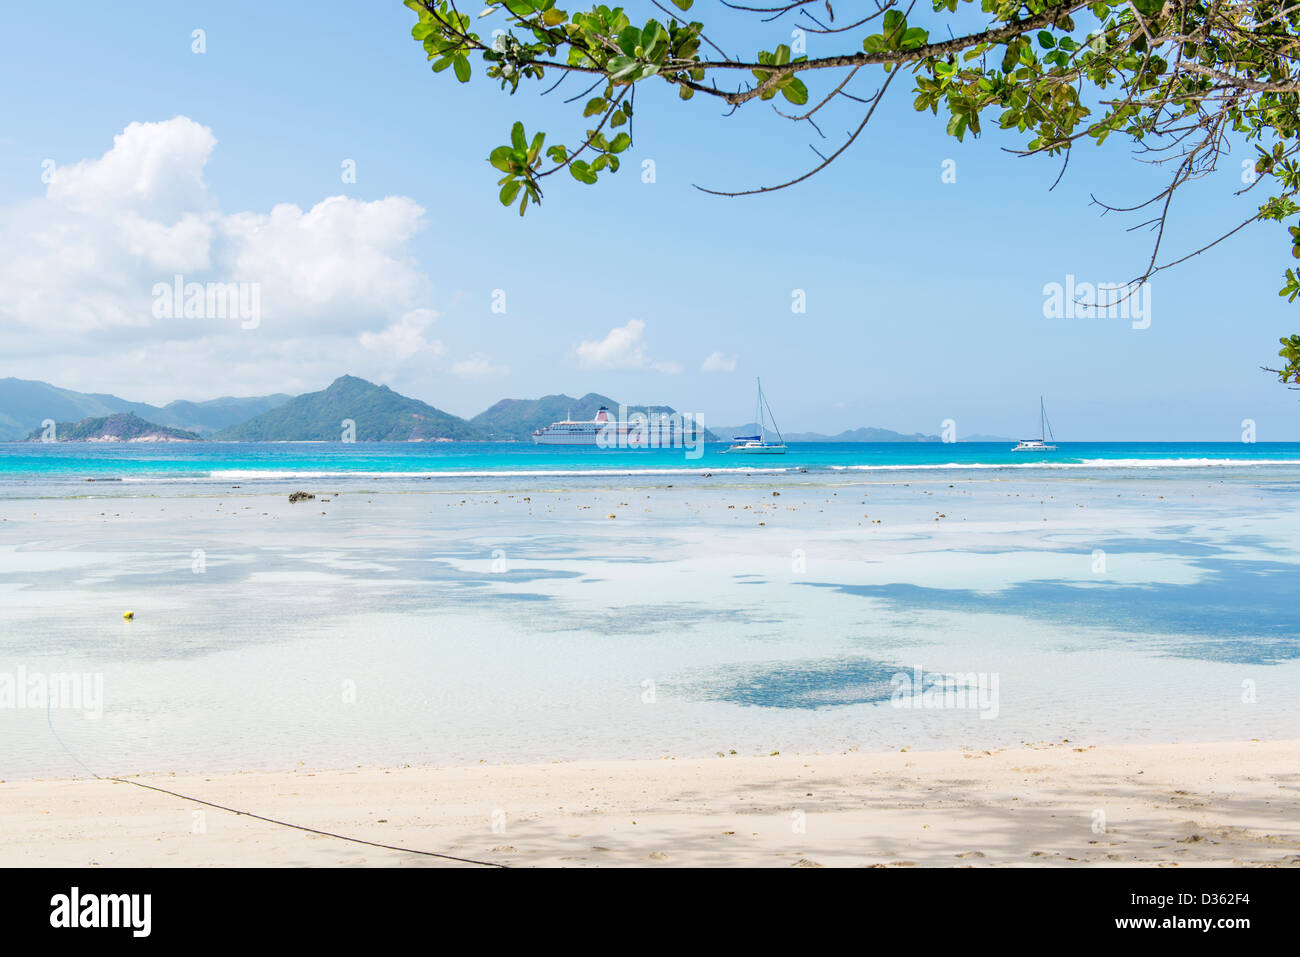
[725,378,787,454]
[1012,397,1058,451]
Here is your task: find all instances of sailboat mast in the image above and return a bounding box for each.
[762,389,785,446]
[756,377,764,444]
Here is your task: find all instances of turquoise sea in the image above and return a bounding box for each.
[3,440,1300,487]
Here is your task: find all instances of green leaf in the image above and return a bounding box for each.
[900,27,929,50]
[607,55,639,80]
[511,122,527,151]
[670,0,693,8]
[609,131,632,152]
[453,54,471,83]
[569,160,598,184]
[499,179,522,206]
[781,77,809,105]
[583,97,607,117]
[616,26,641,56]
[489,146,514,172]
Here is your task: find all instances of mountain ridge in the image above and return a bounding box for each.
[0,377,290,440]
[1,375,1010,443]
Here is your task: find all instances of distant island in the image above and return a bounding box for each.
[712,423,1016,443]
[27,413,201,443]
[714,423,943,443]
[0,374,1010,443]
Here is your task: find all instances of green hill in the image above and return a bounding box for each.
[471,392,717,441]
[213,375,487,441]
[27,413,202,442]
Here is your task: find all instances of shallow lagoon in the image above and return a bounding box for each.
[1,459,1297,778]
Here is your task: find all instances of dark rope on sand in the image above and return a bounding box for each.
[46,701,507,868]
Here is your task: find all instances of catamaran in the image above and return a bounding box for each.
[725,378,787,454]
[1012,397,1058,452]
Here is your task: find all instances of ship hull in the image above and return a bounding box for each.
[532,432,614,446]
[532,428,689,447]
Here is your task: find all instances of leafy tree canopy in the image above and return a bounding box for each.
[404,0,1300,386]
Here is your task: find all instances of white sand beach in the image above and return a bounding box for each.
[4,740,1298,867]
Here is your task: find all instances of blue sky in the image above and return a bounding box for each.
[1,1,1297,439]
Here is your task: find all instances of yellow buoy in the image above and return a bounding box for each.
[123,611,134,620]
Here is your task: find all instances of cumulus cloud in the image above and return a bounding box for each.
[0,117,441,401]
[700,351,737,373]
[48,117,217,219]
[574,320,680,374]
[359,309,445,361]
[450,354,509,378]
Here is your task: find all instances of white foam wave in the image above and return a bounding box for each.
[829,458,1300,471]
[203,467,792,480]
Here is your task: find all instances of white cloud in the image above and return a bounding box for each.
[701,351,737,373]
[224,195,427,333]
[48,117,217,219]
[0,117,441,401]
[450,354,509,378]
[574,319,680,373]
[360,309,445,361]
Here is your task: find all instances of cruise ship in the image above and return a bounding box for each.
[531,406,701,447]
